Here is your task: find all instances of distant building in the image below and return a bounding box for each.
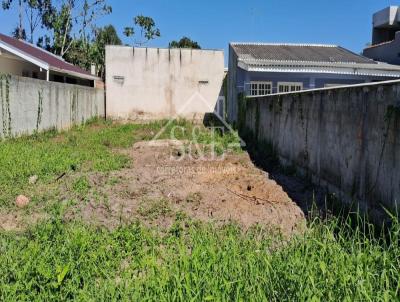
[0,33,99,87]
[363,6,400,65]
[227,42,400,123]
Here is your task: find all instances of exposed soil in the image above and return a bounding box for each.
[66,140,305,235]
[0,212,48,232]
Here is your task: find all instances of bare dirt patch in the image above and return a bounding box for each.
[67,140,305,235]
[0,211,48,232]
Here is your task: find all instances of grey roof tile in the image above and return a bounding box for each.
[231,43,377,64]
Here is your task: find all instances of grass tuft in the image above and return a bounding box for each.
[0,215,399,301]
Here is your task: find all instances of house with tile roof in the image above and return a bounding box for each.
[0,33,99,87]
[227,42,400,123]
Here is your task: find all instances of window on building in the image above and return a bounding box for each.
[278,82,303,93]
[66,77,77,84]
[249,81,272,96]
[53,75,65,83]
[22,70,30,77]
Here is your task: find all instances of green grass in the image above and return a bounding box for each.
[138,197,172,220]
[72,176,91,199]
[2,119,398,301]
[0,118,242,208]
[0,212,399,301]
[0,120,135,207]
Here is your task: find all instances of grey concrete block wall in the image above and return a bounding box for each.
[0,75,104,138]
[242,81,400,214]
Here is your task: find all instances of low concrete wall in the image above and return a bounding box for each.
[242,80,400,215]
[105,46,225,120]
[0,75,104,138]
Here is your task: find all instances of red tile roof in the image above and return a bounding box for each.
[0,33,96,79]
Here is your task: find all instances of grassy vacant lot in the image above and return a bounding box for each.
[0,119,240,209]
[0,119,399,301]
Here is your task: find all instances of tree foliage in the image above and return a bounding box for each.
[37,0,112,57]
[90,25,122,79]
[169,36,201,49]
[1,1,160,77]
[25,0,43,43]
[124,15,160,46]
[2,0,41,41]
[2,0,119,77]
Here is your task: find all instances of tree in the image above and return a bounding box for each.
[2,0,25,40]
[123,27,133,38]
[11,26,26,40]
[124,15,160,47]
[1,0,160,75]
[90,25,122,79]
[38,0,111,57]
[2,0,46,42]
[63,25,121,78]
[39,1,74,56]
[78,0,112,55]
[25,0,42,43]
[2,0,114,73]
[169,36,201,49]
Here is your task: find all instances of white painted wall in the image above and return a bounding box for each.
[105,46,225,120]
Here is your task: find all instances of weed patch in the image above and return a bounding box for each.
[138,198,172,220]
[0,119,134,208]
[72,176,91,197]
[0,215,399,301]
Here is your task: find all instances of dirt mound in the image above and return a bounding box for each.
[73,140,305,235]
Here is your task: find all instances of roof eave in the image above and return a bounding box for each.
[238,61,400,78]
[0,40,49,70]
[49,66,100,81]
[238,62,400,78]
[231,42,338,47]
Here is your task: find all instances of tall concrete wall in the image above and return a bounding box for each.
[242,80,400,215]
[0,75,104,138]
[105,46,225,120]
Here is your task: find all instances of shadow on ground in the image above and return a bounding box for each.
[244,146,330,219]
[241,135,396,233]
